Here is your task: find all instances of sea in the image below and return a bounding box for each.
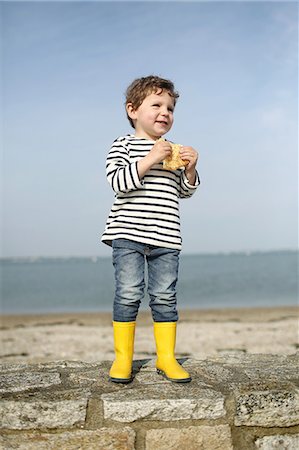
[1,250,298,315]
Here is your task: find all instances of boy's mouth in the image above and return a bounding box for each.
[156,120,168,126]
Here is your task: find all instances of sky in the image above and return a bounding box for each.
[1,0,298,257]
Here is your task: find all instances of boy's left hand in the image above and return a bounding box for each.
[180,146,198,170]
[179,146,198,185]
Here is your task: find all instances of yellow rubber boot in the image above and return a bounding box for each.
[154,321,191,383]
[109,321,136,383]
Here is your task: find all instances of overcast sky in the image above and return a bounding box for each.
[2,0,298,257]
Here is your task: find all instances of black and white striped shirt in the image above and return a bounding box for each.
[101,135,199,250]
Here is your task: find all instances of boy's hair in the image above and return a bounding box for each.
[125,75,179,128]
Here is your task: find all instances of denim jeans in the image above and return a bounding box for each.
[112,239,180,322]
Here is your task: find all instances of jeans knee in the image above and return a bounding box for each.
[151,305,178,322]
[113,299,141,322]
[149,294,178,322]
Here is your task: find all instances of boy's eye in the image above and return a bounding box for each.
[152,104,174,112]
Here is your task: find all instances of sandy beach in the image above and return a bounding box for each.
[0,306,298,364]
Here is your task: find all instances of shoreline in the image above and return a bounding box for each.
[1,305,298,328]
[1,306,298,364]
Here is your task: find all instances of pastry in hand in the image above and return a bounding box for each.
[163,143,188,171]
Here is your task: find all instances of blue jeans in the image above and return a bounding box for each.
[112,239,180,322]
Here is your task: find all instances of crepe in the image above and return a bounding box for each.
[163,142,188,171]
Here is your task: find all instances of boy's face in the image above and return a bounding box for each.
[127,89,175,140]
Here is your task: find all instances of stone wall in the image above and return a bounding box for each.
[1,353,299,449]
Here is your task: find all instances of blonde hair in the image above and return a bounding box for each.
[125,75,179,128]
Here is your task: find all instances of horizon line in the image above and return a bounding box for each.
[1,248,298,261]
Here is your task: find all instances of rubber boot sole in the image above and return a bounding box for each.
[157,368,191,383]
[109,375,133,384]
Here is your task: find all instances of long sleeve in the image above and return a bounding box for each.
[178,170,200,198]
[106,138,144,194]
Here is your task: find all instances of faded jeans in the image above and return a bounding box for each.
[112,239,179,322]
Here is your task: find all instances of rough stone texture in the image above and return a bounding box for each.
[1,397,88,430]
[0,371,61,393]
[102,384,225,422]
[192,353,299,389]
[255,434,299,449]
[0,354,298,449]
[235,388,299,427]
[0,428,136,450]
[145,425,233,450]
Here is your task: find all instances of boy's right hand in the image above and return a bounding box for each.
[148,139,172,165]
[137,139,172,180]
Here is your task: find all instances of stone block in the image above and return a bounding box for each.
[102,385,225,422]
[235,388,299,427]
[37,360,100,370]
[207,354,299,387]
[134,371,169,384]
[0,371,61,393]
[67,367,114,390]
[0,428,136,449]
[145,425,233,450]
[1,398,88,430]
[0,363,31,372]
[255,434,299,449]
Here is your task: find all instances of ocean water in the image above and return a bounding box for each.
[1,251,298,315]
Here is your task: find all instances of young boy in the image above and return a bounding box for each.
[102,75,199,383]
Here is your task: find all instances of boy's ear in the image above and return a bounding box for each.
[126,103,137,120]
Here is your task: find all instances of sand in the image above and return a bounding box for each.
[1,306,298,364]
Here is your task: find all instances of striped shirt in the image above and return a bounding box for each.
[101,134,199,250]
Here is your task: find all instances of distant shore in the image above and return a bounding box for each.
[1,306,298,364]
[2,305,297,327]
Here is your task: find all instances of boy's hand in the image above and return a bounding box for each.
[179,146,198,170]
[148,139,172,165]
[179,146,199,185]
[137,139,172,179]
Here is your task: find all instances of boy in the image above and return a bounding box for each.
[102,75,199,383]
